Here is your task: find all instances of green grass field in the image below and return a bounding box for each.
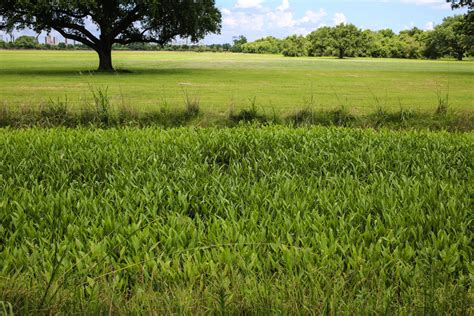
[0,50,473,116]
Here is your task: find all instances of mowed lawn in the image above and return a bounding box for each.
[0,50,472,115]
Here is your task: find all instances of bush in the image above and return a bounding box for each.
[242,36,282,54]
[14,36,38,49]
[282,35,308,57]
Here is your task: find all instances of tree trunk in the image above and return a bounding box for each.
[97,45,114,72]
[338,48,344,59]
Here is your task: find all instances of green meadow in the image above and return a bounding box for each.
[1,50,473,314]
[0,50,473,116]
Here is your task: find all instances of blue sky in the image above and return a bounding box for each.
[206,0,467,43]
[1,0,467,44]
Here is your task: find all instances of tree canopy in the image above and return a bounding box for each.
[231,35,247,52]
[330,24,363,59]
[241,13,472,61]
[0,0,222,71]
[425,15,473,60]
[447,0,473,9]
[14,35,38,49]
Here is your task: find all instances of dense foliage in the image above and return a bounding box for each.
[1,127,472,314]
[0,0,222,70]
[447,0,473,10]
[241,14,473,60]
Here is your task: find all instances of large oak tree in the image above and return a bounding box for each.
[0,0,221,71]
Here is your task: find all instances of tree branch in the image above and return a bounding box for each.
[59,22,99,45]
[54,28,96,49]
[111,5,141,38]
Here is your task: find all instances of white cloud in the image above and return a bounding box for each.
[235,0,264,9]
[425,21,434,30]
[223,11,265,31]
[277,0,290,11]
[300,9,327,24]
[223,1,341,40]
[333,13,347,25]
[399,0,451,9]
[267,10,296,28]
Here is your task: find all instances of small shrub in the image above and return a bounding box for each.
[396,108,418,122]
[182,89,201,119]
[91,86,112,126]
[435,92,449,116]
[184,97,200,118]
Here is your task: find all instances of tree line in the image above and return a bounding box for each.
[1,0,471,70]
[238,14,473,60]
[1,13,472,61]
[0,36,234,53]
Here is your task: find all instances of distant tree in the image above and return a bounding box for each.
[235,16,469,61]
[462,12,474,56]
[425,15,472,60]
[307,27,333,57]
[232,35,248,52]
[241,36,282,54]
[330,24,363,59]
[0,0,221,71]
[357,30,380,57]
[378,29,396,38]
[14,35,37,49]
[282,35,308,57]
[400,27,425,38]
[398,27,427,59]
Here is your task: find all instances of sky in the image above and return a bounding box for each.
[207,0,467,43]
[0,0,467,44]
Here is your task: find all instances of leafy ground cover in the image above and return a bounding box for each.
[1,126,472,314]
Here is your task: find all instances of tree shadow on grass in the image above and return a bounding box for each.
[0,68,204,77]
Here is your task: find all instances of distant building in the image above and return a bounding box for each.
[45,34,57,45]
